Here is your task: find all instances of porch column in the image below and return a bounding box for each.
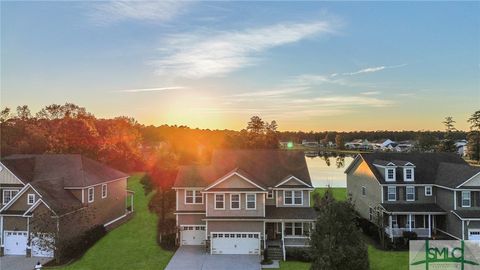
[389,215,393,242]
[263,221,266,249]
[408,214,412,232]
[131,193,134,212]
[428,215,431,238]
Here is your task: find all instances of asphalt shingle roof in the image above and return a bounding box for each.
[174,150,311,188]
[453,210,480,219]
[381,203,446,213]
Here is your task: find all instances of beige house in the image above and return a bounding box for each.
[0,154,134,258]
[173,150,317,260]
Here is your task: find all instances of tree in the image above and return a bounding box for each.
[467,110,480,162]
[247,116,265,134]
[416,133,437,152]
[335,134,345,150]
[438,116,457,153]
[310,188,369,270]
[0,107,11,123]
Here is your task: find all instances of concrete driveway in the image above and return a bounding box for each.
[165,246,261,270]
[0,256,51,270]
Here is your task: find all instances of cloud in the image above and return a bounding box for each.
[232,87,309,98]
[342,64,407,76]
[290,95,393,107]
[113,86,186,93]
[361,91,381,95]
[152,20,338,78]
[89,1,191,24]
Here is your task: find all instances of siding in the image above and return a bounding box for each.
[275,190,310,207]
[84,179,127,226]
[214,174,258,189]
[177,214,206,225]
[0,164,23,185]
[3,216,27,231]
[206,193,264,217]
[207,221,263,234]
[9,187,38,212]
[382,185,435,204]
[346,159,382,220]
[176,189,205,211]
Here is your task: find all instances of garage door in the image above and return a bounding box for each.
[31,233,55,257]
[469,230,480,241]
[211,232,260,255]
[4,231,28,255]
[180,225,206,245]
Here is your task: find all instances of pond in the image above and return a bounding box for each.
[304,152,356,188]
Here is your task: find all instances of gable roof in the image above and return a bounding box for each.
[174,150,311,188]
[204,169,266,191]
[2,154,128,187]
[435,162,480,188]
[347,153,470,185]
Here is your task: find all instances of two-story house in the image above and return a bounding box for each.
[173,150,316,260]
[346,153,480,242]
[0,154,134,258]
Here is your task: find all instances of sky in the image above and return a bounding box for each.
[1,1,479,131]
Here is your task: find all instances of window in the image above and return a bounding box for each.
[102,184,107,199]
[392,215,398,228]
[27,194,35,205]
[386,168,395,181]
[215,194,225,209]
[267,190,274,199]
[387,186,396,201]
[284,190,303,205]
[185,190,203,204]
[284,222,306,236]
[405,168,413,181]
[406,186,415,201]
[361,186,366,197]
[2,190,19,204]
[461,191,471,207]
[425,186,432,196]
[369,207,374,221]
[88,187,94,203]
[246,194,256,209]
[230,194,240,210]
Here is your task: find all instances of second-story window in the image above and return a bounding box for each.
[246,194,256,209]
[387,186,396,201]
[425,186,432,196]
[3,190,19,205]
[102,184,107,199]
[405,168,413,181]
[230,194,240,210]
[406,186,415,201]
[361,186,367,196]
[267,190,274,199]
[284,190,302,205]
[185,190,203,204]
[215,194,225,209]
[88,187,94,203]
[461,191,471,207]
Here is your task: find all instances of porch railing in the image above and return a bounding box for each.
[385,227,430,237]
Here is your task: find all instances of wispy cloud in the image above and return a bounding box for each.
[289,95,393,107]
[89,1,191,25]
[152,20,338,78]
[361,91,381,95]
[342,64,407,76]
[113,86,186,93]
[232,87,309,98]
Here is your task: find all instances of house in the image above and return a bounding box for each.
[371,139,396,151]
[345,139,371,150]
[346,153,480,242]
[0,154,134,258]
[455,140,468,157]
[301,139,319,147]
[173,150,316,260]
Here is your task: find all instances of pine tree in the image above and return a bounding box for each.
[467,110,480,162]
[310,189,369,270]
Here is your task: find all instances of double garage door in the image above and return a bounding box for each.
[3,231,54,257]
[469,230,480,241]
[211,232,260,255]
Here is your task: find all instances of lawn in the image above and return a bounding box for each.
[311,187,347,201]
[54,173,173,270]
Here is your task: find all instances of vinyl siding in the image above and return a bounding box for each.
[3,216,27,231]
[0,164,23,185]
[207,221,263,234]
[206,193,264,217]
[176,189,205,212]
[276,190,310,207]
[177,214,206,225]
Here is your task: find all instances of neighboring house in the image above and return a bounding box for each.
[173,150,316,260]
[345,139,371,150]
[455,140,468,157]
[0,154,134,258]
[301,139,319,147]
[346,153,480,242]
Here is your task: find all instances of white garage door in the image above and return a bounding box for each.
[4,231,28,255]
[469,230,480,241]
[31,233,55,258]
[211,232,260,255]
[181,225,206,245]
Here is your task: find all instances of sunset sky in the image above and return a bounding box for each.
[1,1,479,131]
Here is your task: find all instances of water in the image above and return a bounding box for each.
[305,153,355,188]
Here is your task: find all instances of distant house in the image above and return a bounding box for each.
[0,154,133,258]
[345,139,371,150]
[346,153,480,241]
[301,139,319,147]
[455,140,468,157]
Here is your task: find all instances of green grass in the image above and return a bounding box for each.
[55,173,173,270]
[311,187,348,202]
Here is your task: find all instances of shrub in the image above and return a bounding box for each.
[286,247,312,262]
[58,225,107,263]
[159,233,176,251]
[402,231,418,240]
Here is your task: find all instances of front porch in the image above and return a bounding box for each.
[383,213,445,239]
[264,221,313,260]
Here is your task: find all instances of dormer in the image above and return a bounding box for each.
[393,160,415,182]
[373,160,397,182]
